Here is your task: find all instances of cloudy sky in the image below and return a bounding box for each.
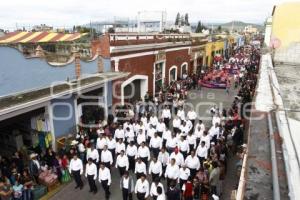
[0,0,292,29]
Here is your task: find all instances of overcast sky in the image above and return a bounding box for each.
[0,0,292,30]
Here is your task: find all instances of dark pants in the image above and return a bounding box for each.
[136,172,143,180]
[157,131,163,138]
[164,118,170,128]
[137,192,146,200]
[101,180,110,198]
[181,150,188,159]
[141,157,148,167]
[198,156,206,167]
[118,166,126,176]
[189,144,195,152]
[109,149,115,161]
[179,179,187,191]
[151,173,160,182]
[189,168,197,179]
[122,188,132,200]
[162,165,167,179]
[167,178,176,188]
[103,162,111,170]
[72,170,83,188]
[128,156,135,172]
[87,175,97,192]
[152,148,160,158]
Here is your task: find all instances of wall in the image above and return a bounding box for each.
[51,95,76,138]
[205,41,225,67]
[0,46,111,97]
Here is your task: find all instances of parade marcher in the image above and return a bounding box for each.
[87,144,99,165]
[185,150,200,179]
[165,158,180,187]
[135,174,150,200]
[162,127,171,147]
[161,106,171,128]
[116,150,129,177]
[137,142,151,167]
[98,163,112,200]
[96,134,107,161]
[148,157,162,181]
[179,164,190,191]
[107,134,117,161]
[187,132,197,152]
[69,154,83,189]
[101,145,113,170]
[85,158,97,194]
[196,141,208,167]
[178,136,189,159]
[166,133,178,154]
[157,147,169,179]
[135,158,147,179]
[169,147,184,167]
[126,141,138,172]
[120,171,134,200]
[150,133,163,158]
[116,139,126,156]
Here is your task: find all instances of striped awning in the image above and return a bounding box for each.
[0,31,88,44]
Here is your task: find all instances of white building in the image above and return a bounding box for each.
[137,11,167,33]
[264,17,273,47]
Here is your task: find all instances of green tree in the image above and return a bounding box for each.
[175,13,180,25]
[217,25,222,33]
[184,13,190,26]
[196,21,202,33]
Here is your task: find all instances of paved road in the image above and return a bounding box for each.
[50,86,238,200]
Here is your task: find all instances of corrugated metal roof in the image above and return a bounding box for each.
[0,31,87,44]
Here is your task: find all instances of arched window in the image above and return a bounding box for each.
[169,66,177,84]
[181,63,188,78]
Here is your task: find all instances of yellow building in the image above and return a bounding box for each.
[204,40,225,67]
[271,2,300,49]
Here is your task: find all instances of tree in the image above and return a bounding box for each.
[196,21,202,33]
[180,15,185,26]
[217,25,222,33]
[184,13,190,26]
[175,13,180,25]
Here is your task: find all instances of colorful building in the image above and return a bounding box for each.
[204,40,225,67]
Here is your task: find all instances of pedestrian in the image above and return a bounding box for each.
[126,141,138,172]
[148,157,162,181]
[150,177,164,200]
[98,163,111,199]
[157,147,169,180]
[135,174,149,200]
[135,158,147,180]
[85,158,97,194]
[101,145,113,170]
[179,164,190,191]
[69,154,84,189]
[115,150,129,177]
[185,151,200,179]
[165,158,180,188]
[120,171,134,200]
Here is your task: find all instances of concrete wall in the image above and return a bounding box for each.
[0,46,111,97]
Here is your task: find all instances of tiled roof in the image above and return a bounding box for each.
[0,31,87,44]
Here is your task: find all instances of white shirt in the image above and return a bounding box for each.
[106,138,116,150]
[126,145,138,158]
[85,163,97,180]
[122,177,129,189]
[177,110,185,121]
[96,138,107,150]
[78,143,85,153]
[135,179,149,197]
[125,129,135,142]
[150,116,158,126]
[169,152,184,166]
[201,135,211,149]
[194,128,203,139]
[180,125,190,135]
[115,129,125,140]
[148,161,162,176]
[158,151,169,166]
[196,145,208,159]
[115,155,129,170]
[116,142,126,154]
[178,140,189,153]
[157,194,166,200]
[156,122,166,132]
[98,167,111,185]
[135,162,147,174]
[138,146,150,160]
[187,135,197,149]
[173,118,181,128]
[147,127,156,139]
[166,137,178,149]
[165,164,180,179]
[69,158,83,174]
[187,111,197,120]
[162,109,171,119]
[212,116,221,127]
[137,133,147,145]
[185,155,200,170]
[86,149,99,162]
[101,150,113,164]
[179,167,190,180]
[150,137,162,149]
[150,182,164,197]
[162,130,171,140]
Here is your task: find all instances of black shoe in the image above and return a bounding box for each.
[75,186,79,189]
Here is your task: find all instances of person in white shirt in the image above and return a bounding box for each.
[126,141,138,172]
[158,148,169,179]
[161,106,171,128]
[165,158,180,187]
[172,116,181,134]
[187,109,197,127]
[162,127,171,147]
[96,134,107,161]
[150,114,158,128]
[150,133,162,158]
[209,123,220,142]
[150,178,164,200]
[187,132,197,152]
[135,158,147,179]
[156,119,166,138]
[177,136,190,159]
[120,171,134,200]
[194,124,204,146]
[106,135,116,161]
[177,107,185,121]
[125,127,135,143]
[137,142,150,167]
[148,157,162,181]
[180,121,190,137]
[196,141,208,166]
[85,158,97,193]
[166,133,178,154]
[212,114,221,127]
[116,150,129,176]
[101,145,113,169]
[137,129,147,146]
[115,125,125,141]
[179,165,190,191]
[169,148,184,167]
[135,174,149,200]
[116,139,126,155]
[98,163,111,199]
[201,131,211,149]
[156,186,165,200]
[77,140,86,162]
[86,145,99,164]
[69,154,83,189]
[184,150,200,179]
[147,125,156,142]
